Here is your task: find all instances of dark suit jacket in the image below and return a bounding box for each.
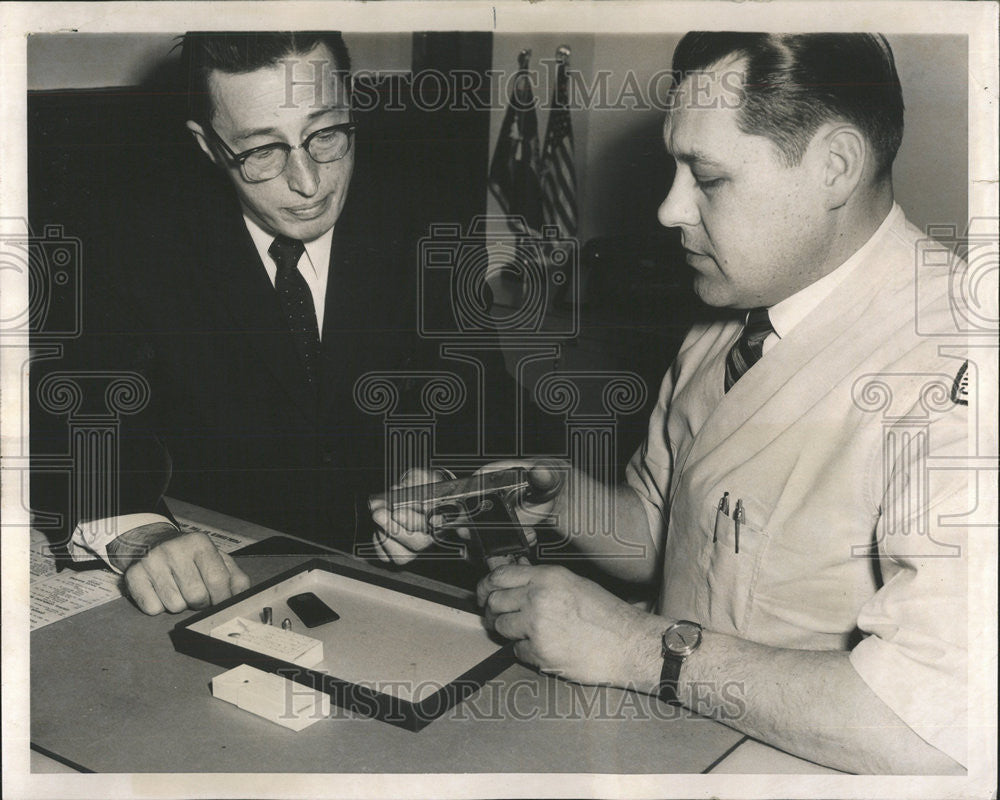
[76,146,534,566]
[28,87,562,594]
[98,183,400,547]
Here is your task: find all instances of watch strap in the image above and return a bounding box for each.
[657,651,683,705]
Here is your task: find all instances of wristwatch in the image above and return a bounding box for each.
[658,619,702,705]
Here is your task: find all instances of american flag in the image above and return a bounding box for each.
[540,55,577,237]
[488,52,543,235]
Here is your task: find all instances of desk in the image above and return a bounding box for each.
[31,499,833,775]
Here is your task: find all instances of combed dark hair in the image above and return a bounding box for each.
[672,32,904,177]
[181,31,352,124]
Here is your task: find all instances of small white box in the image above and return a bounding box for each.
[210,616,323,667]
[211,664,330,731]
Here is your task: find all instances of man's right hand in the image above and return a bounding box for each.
[107,522,251,615]
[370,460,565,566]
[369,468,453,565]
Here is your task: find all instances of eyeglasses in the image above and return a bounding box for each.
[205,116,356,183]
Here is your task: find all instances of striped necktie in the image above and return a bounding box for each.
[724,307,774,392]
[269,235,320,386]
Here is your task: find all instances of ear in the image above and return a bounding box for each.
[185,120,222,167]
[819,124,867,209]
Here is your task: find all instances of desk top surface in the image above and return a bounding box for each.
[29,499,824,776]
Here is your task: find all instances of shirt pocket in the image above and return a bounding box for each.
[703,495,771,635]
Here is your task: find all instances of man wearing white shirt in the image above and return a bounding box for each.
[375,33,972,773]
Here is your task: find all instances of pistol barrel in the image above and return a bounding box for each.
[373,467,529,512]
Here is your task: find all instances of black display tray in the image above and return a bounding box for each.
[170,558,513,731]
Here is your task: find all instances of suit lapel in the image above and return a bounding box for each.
[319,208,379,418]
[320,217,352,410]
[318,199,415,417]
[202,207,319,422]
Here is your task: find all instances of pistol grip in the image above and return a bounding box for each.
[462,492,531,569]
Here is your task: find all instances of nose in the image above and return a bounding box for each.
[657,173,699,230]
[284,147,320,197]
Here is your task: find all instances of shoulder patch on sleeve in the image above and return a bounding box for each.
[950,361,969,406]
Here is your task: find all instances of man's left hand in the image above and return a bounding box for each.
[477,564,662,687]
[108,523,251,614]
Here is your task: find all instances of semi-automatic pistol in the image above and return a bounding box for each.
[370,467,560,570]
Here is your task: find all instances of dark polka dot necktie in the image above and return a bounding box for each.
[269,235,320,386]
[724,307,774,392]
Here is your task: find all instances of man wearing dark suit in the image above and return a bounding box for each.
[69,32,470,614]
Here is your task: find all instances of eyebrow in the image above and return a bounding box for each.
[670,148,727,170]
[230,107,350,144]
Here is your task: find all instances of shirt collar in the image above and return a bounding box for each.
[767,203,902,340]
[242,214,335,282]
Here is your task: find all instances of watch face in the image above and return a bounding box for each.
[664,621,702,657]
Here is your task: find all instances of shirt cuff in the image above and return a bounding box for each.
[69,513,176,573]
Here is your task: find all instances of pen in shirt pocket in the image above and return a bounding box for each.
[713,492,729,543]
[734,499,745,554]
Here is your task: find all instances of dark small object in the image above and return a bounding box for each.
[260,607,273,625]
[713,492,729,543]
[281,618,292,630]
[734,499,744,554]
[286,592,340,628]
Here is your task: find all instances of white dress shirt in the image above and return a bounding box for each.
[761,203,901,353]
[243,214,334,339]
[626,202,969,765]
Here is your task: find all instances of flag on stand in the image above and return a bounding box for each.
[540,47,578,309]
[488,50,543,235]
[540,51,578,237]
